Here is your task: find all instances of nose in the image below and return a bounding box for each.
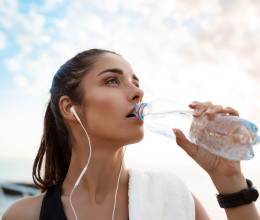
[128,86,144,103]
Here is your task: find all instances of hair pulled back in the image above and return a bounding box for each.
[33,49,117,191]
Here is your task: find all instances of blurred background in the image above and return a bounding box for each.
[0,0,259,218]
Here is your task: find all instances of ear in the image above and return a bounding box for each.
[59,96,78,121]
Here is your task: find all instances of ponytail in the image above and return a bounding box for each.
[33,100,71,192]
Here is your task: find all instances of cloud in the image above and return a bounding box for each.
[0,32,6,49]
[0,0,18,29]
[1,0,260,160]
[42,0,64,11]
[2,0,259,98]
[2,0,260,88]
[6,58,21,72]
[14,74,29,87]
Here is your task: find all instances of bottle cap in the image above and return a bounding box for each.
[134,103,148,120]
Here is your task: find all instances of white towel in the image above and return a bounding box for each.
[128,169,195,220]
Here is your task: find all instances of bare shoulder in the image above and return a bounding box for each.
[191,192,211,220]
[2,192,45,220]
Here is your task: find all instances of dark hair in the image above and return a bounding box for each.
[33,49,118,191]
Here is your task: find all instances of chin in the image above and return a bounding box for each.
[125,131,144,145]
[102,127,144,145]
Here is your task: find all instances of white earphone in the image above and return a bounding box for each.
[70,106,81,122]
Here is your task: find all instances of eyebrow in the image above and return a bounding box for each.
[97,68,139,81]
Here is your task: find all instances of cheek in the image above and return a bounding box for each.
[83,94,144,143]
[84,92,121,135]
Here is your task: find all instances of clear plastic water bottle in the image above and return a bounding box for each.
[134,99,260,161]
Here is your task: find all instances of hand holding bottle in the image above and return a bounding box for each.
[173,101,249,207]
[135,99,259,161]
[173,101,243,178]
[173,101,260,220]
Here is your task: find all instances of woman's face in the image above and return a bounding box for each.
[78,53,144,146]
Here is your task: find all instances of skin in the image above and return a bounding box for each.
[2,54,260,220]
[174,101,260,220]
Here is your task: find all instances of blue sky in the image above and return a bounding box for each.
[0,0,260,165]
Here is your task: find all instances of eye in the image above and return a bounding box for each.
[105,77,120,85]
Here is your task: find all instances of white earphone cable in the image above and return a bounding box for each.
[112,146,127,220]
[69,116,92,220]
[70,108,127,220]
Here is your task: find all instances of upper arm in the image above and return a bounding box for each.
[191,192,211,220]
[2,193,45,220]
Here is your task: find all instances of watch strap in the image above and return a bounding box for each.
[217,179,259,208]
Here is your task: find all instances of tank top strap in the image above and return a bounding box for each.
[39,182,67,220]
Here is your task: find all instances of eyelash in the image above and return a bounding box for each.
[105,77,120,85]
[105,77,139,87]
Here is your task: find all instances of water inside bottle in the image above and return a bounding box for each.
[145,110,257,160]
[189,114,256,160]
[144,111,193,139]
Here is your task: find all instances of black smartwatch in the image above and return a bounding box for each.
[217,179,259,208]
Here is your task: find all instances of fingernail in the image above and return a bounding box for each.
[193,109,198,115]
[206,109,212,113]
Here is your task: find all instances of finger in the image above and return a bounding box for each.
[219,107,239,116]
[173,128,198,159]
[205,105,223,116]
[193,101,213,117]
[189,101,200,109]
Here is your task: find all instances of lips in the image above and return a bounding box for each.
[126,107,136,118]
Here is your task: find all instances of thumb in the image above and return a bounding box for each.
[173,128,198,159]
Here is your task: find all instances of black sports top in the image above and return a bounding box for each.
[39,183,67,220]
[39,182,129,220]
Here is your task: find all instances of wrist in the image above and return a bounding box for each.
[211,173,247,194]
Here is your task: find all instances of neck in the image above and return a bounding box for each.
[63,140,128,204]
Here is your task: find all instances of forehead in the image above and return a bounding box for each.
[89,53,135,77]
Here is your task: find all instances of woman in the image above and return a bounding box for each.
[3,49,259,220]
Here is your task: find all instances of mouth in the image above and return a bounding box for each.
[126,107,136,118]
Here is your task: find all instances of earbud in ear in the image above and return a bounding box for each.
[70,106,81,122]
